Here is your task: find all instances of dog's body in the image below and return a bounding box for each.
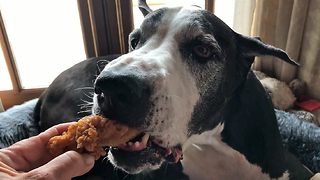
[36,2,314,180]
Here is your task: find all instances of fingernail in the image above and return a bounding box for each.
[83,154,95,165]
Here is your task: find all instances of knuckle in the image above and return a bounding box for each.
[65,151,82,165]
[21,171,56,180]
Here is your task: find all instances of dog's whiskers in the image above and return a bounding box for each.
[97,65,102,74]
[114,166,119,180]
[146,169,153,178]
[108,94,113,107]
[163,162,169,177]
[89,92,94,96]
[73,85,95,115]
[96,59,110,73]
[79,99,93,105]
[77,110,92,114]
[129,175,134,180]
[77,104,92,110]
[74,87,94,91]
[78,99,93,107]
[74,88,95,115]
[82,92,94,99]
[102,156,108,163]
[77,98,94,115]
[97,59,110,63]
[77,106,93,112]
[123,172,130,179]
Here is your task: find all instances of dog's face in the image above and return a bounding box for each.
[92,6,239,173]
[92,5,298,174]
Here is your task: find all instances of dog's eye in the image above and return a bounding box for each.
[130,38,139,50]
[192,45,213,58]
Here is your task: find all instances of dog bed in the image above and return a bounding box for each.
[276,109,320,173]
[0,98,39,148]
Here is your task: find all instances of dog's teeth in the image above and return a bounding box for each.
[141,133,149,145]
[128,142,133,146]
[135,141,140,147]
[155,152,160,158]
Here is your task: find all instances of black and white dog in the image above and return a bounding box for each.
[36,1,315,180]
[89,1,313,180]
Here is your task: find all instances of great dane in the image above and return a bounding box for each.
[91,1,313,180]
[36,1,314,180]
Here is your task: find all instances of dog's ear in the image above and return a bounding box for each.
[236,34,301,68]
[138,0,153,17]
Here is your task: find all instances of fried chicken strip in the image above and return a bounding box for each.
[47,116,141,160]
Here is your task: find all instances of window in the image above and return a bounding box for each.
[0,0,87,109]
[0,0,86,89]
[0,0,133,110]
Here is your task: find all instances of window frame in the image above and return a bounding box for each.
[77,0,134,57]
[0,11,46,110]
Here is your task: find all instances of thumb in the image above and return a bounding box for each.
[24,151,95,180]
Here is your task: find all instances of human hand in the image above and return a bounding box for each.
[0,122,95,180]
[310,173,320,180]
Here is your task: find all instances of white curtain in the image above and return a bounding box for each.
[232,0,320,102]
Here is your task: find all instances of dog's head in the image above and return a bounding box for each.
[92,1,299,174]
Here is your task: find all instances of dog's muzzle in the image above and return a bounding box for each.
[94,67,152,128]
[93,64,183,174]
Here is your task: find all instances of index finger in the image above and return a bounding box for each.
[0,122,75,171]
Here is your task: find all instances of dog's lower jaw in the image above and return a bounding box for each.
[107,150,163,174]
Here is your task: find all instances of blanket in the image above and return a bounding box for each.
[0,98,39,148]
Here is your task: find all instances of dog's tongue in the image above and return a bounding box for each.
[162,148,183,163]
[153,141,183,163]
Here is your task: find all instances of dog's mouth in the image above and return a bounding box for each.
[111,132,183,163]
[106,128,183,174]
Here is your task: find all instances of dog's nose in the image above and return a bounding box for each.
[96,73,138,98]
[95,70,148,104]
[94,69,151,126]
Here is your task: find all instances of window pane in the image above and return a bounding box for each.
[0,0,86,89]
[132,0,205,28]
[214,0,235,28]
[0,46,13,91]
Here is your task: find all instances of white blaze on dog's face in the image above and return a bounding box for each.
[93,6,237,173]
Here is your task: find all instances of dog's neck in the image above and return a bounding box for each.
[181,123,289,180]
[181,71,289,179]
